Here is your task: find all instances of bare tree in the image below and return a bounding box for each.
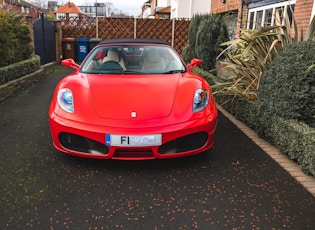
[82,0,92,6]
[29,0,46,9]
[104,1,114,17]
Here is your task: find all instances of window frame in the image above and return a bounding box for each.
[247,0,296,29]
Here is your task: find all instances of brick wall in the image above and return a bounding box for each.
[294,0,315,40]
[54,21,63,62]
[211,0,240,14]
[211,0,315,40]
[211,0,245,37]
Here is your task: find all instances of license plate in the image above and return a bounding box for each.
[106,134,162,146]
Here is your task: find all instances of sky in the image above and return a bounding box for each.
[69,0,147,16]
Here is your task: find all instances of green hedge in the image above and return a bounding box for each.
[261,115,315,175]
[192,67,216,85]
[0,55,40,85]
[200,77,315,176]
[258,40,315,128]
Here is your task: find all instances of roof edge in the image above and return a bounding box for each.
[99,38,169,45]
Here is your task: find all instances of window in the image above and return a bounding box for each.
[256,10,263,27]
[275,6,284,23]
[248,11,254,29]
[57,13,66,19]
[287,4,295,25]
[69,13,79,18]
[265,8,273,26]
[247,1,296,29]
[81,45,186,74]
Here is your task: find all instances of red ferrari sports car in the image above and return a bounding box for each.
[49,39,217,160]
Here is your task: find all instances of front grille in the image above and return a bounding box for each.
[113,148,155,159]
[158,132,208,154]
[59,132,109,155]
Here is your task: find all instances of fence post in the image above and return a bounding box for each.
[53,20,62,61]
[134,17,137,38]
[96,17,99,38]
[171,19,175,47]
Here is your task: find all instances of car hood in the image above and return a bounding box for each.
[88,74,180,120]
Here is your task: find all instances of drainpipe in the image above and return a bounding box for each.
[189,0,193,19]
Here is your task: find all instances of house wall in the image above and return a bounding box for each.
[294,0,315,39]
[150,0,158,15]
[158,0,171,7]
[3,0,39,22]
[211,0,240,14]
[211,0,245,37]
[211,0,315,40]
[171,0,211,18]
[191,0,211,16]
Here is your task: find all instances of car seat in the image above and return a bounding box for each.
[142,49,166,71]
[103,49,126,70]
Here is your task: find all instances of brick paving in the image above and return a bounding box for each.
[217,105,315,197]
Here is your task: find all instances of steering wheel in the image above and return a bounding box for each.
[99,60,123,70]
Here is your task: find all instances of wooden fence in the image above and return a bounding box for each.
[60,17,190,54]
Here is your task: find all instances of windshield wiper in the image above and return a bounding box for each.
[163,69,187,74]
[94,69,125,74]
[122,70,146,74]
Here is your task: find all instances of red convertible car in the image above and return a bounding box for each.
[49,39,217,160]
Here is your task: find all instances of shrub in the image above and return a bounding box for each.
[195,14,229,71]
[0,10,16,66]
[182,44,194,63]
[214,26,290,101]
[192,67,216,86]
[187,14,204,59]
[14,24,34,61]
[214,14,315,102]
[0,10,33,67]
[184,14,229,71]
[258,40,315,128]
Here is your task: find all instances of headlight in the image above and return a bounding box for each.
[193,89,209,112]
[57,88,74,113]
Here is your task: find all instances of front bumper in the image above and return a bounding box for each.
[49,112,217,160]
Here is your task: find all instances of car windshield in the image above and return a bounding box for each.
[80,45,187,74]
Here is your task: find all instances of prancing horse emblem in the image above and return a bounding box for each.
[131,112,136,118]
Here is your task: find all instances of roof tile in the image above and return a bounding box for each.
[54,2,83,14]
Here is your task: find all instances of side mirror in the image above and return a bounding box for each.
[187,58,202,70]
[61,59,80,71]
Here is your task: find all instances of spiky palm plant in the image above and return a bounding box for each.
[214,9,315,102]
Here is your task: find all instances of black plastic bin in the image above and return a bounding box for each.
[89,38,102,51]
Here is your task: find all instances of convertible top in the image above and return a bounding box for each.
[99,38,169,45]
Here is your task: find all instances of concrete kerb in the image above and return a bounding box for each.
[217,104,315,197]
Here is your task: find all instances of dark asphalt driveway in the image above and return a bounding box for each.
[0,64,314,229]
